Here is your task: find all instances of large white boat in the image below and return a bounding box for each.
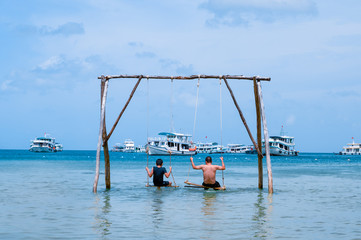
[246,127,298,156]
[339,139,361,155]
[245,136,298,156]
[29,134,62,152]
[226,144,252,153]
[265,135,298,156]
[147,132,196,156]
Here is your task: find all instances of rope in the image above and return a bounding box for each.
[219,77,225,187]
[193,76,200,141]
[169,152,177,186]
[187,160,192,182]
[146,77,149,186]
[187,76,200,182]
[170,77,174,132]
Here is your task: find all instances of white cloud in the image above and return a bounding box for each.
[38,56,64,70]
[1,80,18,91]
[200,0,318,26]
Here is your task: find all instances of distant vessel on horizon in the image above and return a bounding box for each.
[29,134,63,152]
[226,144,252,154]
[196,142,224,154]
[338,138,361,155]
[111,139,146,153]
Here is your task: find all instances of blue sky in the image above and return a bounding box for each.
[1,0,361,152]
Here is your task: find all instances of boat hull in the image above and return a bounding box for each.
[266,146,298,156]
[148,145,196,156]
[246,146,298,156]
[29,147,54,153]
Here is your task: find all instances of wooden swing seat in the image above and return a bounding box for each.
[146,184,179,188]
[184,180,226,190]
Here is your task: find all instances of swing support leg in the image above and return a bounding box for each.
[222,77,262,156]
[93,77,109,193]
[253,77,263,189]
[103,126,111,189]
[257,81,273,194]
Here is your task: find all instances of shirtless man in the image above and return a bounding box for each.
[190,156,225,188]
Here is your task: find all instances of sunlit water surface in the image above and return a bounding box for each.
[1,150,361,239]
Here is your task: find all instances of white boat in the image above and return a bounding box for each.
[147,132,196,156]
[226,144,252,153]
[111,139,136,152]
[55,143,63,152]
[135,145,146,153]
[123,139,135,153]
[339,139,361,155]
[246,127,298,156]
[29,134,61,152]
[196,142,225,154]
[264,135,298,156]
[111,143,124,152]
[196,142,218,153]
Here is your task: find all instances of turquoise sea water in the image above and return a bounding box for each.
[0,150,361,239]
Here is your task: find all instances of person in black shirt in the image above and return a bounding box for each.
[145,159,172,186]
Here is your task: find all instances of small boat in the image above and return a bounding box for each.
[338,138,361,155]
[111,139,136,152]
[226,144,252,153]
[111,143,124,152]
[135,145,146,153]
[147,132,196,156]
[55,143,63,152]
[29,134,62,152]
[123,139,135,153]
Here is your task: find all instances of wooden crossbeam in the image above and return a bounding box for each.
[98,74,271,81]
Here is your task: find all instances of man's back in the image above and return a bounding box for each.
[201,164,218,184]
[190,156,225,185]
[153,166,166,185]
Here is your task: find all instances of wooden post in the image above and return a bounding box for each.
[222,77,262,156]
[102,123,111,190]
[103,137,110,189]
[253,78,263,189]
[257,81,273,194]
[93,77,109,193]
[99,80,111,190]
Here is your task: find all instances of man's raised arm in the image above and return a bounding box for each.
[165,166,172,178]
[190,157,202,170]
[145,166,153,177]
[217,156,226,170]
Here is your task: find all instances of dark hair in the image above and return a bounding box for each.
[156,159,163,166]
[205,156,212,163]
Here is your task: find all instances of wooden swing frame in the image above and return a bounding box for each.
[93,74,273,194]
